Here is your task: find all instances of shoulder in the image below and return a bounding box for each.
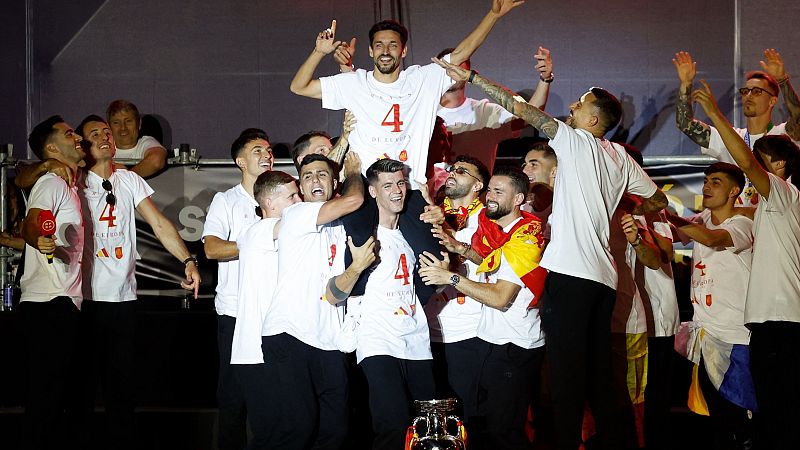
[138,135,165,150]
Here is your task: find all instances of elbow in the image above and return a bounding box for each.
[289,81,305,96]
[342,195,364,215]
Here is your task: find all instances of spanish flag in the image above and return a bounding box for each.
[471,210,548,308]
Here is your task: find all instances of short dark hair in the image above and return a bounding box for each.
[253,170,296,200]
[28,115,65,160]
[492,165,529,197]
[753,134,800,188]
[76,114,107,138]
[299,153,339,178]
[705,162,746,195]
[453,154,490,187]
[106,99,140,122]
[527,142,557,164]
[239,128,269,140]
[230,130,269,163]
[436,47,469,68]
[617,142,644,167]
[366,158,405,185]
[746,71,780,96]
[369,20,408,46]
[292,131,332,168]
[589,87,622,134]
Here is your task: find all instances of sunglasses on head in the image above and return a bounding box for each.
[102,179,116,206]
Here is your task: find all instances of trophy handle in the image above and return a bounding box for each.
[404,426,418,450]
[447,416,468,445]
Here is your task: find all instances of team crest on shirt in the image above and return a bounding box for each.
[115,247,123,259]
[329,244,337,267]
[398,150,408,162]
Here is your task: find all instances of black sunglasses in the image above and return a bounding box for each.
[102,179,116,206]
[446,165,481,182]
[738,87,777,97]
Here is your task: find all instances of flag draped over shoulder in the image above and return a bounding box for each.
[471,210,548,308]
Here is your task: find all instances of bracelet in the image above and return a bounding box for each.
[183,256,198,266]
[460,242,471,256]
[540,73,555,83]
[777,74,790,85]
[467,70,477,83]
[630,235,642,247]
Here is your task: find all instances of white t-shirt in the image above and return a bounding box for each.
[114,135,164,161]
[438,98,517,174]
[640,217,680,337]
[476,218,545,350]
[745,173,800,324]
[690,209,754,344]
[20,173,84,305]
[231,218,279,364]
[319,56,454,184]
[425,207,484,343]
[354,226,431,363]
[702,122,789,207]
[264,202,347,351]
[609,207,648,334]
[80,169,154,302]
[541,121,659,289]
[202,184,260,317]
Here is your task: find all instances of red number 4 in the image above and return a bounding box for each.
[99,203,117,228]
[394,254,411,286]
[381,104,403,132]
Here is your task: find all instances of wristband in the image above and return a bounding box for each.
[460,242,471,256]
[540,73,555,83]
[777,74,790,85]
[631,235,642,247]
[183,256,198,266]
[467,70,477,83]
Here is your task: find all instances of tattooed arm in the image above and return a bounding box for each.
[673,51,712,147]
[760,49,800,140]
[327,110,356,165]
[430,57,559,139]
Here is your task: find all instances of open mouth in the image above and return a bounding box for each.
[99,142,111,150]
[486,201,499,211]
[445,178,456,187]
[311,187,324,196]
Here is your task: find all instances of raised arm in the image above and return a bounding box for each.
[693,79,773,200]
[15,159,74,189]
[431,57,559,139]
[449,0,525,66]
[528,46,553,109]
[632,190,668,215]
[760,48,800,141]
[673,51,712,147]
[290,20,342,99]
[327,110,356,165]
[665,210,733,248]
[317,152,364,225]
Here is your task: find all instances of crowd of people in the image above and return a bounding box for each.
[9,1,800,449]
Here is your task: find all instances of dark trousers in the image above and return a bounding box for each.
[470,340,544,450]
[644,335,675,450]
[342,181,441,304]
[359,356,435,450]
[697,356,754,450]
[75,300,138,450]
[235,347,274,450]
[749,321,800,450]
[217,315,247,450]
[261,333,348,450]
[540,272,631,450]
[21,297,80,450]
[431,338,484,422]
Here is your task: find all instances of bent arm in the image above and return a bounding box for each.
[317,176,364,225]
[471,72,559,139]
[632,189,668,215]
[454,277,521,311]
[130,146,167,178]
[204,235,238,261]
[290,50,325,99]
[676,82,712,147]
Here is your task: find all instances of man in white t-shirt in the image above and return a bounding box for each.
[667,162,756,448]
[290,111,356,168]
[421,167,547,449]
[521,142,556,241]
[201,129,273,450]
[430,58,668,449]
[230,170,301,450]
[437,46,553,174]
[106,99,168,178]
[423,155,488,418]
[19,116,86,450]
[344,159,434,449]
[290,1,524,303]
[261,153,365,449]
[674,49,800,207]
[693,81,800,450]
[74,115,200,449]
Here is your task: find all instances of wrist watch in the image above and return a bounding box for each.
[449,274,461,287]
[631,235,642,247]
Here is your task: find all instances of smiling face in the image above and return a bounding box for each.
[369,170,407,216]
[701,172,739,210]
[47,122,85,166]
[237,138,273,179]
[485,175,523,220]
[299,160,337,202]
[369,30,407,75]
[82,120,117,163]
[522,149,557,186]
[108,109,140,149]
[444,161,482,200]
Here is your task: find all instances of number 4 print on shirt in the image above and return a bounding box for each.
[381,104,403,132]
[99,203,117,228]
[394,253,410,286]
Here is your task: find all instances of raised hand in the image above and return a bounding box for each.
[342,110,356,137]
[431,223,464,254]
[315,19,342,55]
[348,236,376,272]
[673,51,697,85]
[418,251,453,286]
[492,0,526,17]
[692,79,721,117]
[431,57,471,82]
[334,37,357,70]
[534,46,553,81]
[342,151,362,178]
[760,48,786,81]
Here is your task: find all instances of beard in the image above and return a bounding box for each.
[485,201,512,220]
[444,182,471,200]
[375,56,400,74]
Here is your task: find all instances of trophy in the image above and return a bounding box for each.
[404,398,467,449]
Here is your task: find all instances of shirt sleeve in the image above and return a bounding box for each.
[419,53,456,98]
[701,126,727,160]
[764,172,800,212]
[126,172,155,207]
[320,72,357,111]
[623,153,658,199]
[202,192,230,241]
[476,101,516,129]
[139,135,165,151]
[548,119,583,159]
[720,215,754,254]
[493,253,525,288]
[280,202,325,239]
[27,175,66,213]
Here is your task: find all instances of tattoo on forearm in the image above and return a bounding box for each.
[781,80,800,139]
[676,85,711,147]
[328,140,347,165]
[473,73,558,139]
